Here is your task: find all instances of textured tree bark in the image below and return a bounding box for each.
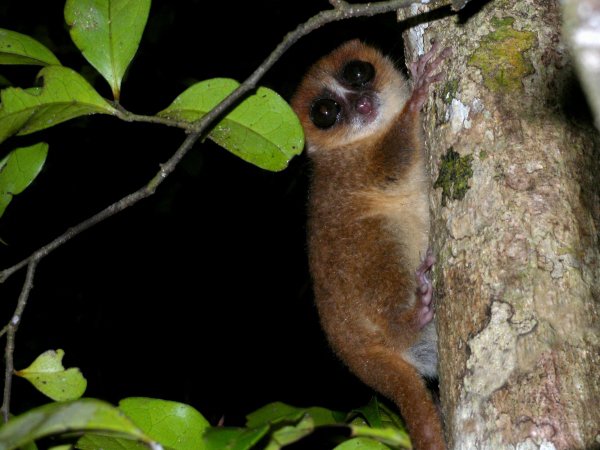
[399,1,600,449]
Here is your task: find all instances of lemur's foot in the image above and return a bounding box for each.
[415,249,436,329]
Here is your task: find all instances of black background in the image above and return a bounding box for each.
[0,0,410,426]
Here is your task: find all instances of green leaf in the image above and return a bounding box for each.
[350,425,411,449]
[305,407,346,427]
[118,397,210,450]
[202,426,269,450]
[0,399,152,450]
[263,415,315,450]
[0,65,116,144]
[347,399,410,448]
[350,398,408,432]
[246,402,344,428]
[158,78,304,171]
[334,437,391,450]
[245,402,304,428]
[0,143,48,219]
[15,349,86,402]
[375,402,407,431]
[351,397,384,428]
[77,434,148,450]
[19,442,37,450]
[245,403,346,450]
[64,0,151,100]
[0,74,11,88]
[0,29,61,66]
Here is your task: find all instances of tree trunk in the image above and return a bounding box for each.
[399,1,600,448]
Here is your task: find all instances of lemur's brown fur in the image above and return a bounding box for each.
[291,40,448,450]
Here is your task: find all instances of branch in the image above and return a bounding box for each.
[113,105,192,130]
[1,0,450,284]
[192,0,449,135]
[1,261,37,423]
[0,0,452,418]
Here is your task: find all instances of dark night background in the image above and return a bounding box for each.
[0,0,411,426]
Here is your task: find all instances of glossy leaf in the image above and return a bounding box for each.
[202,426,269,450]
[0,74,11,87]
[0,143,48,219]
[119,397,209,450]
[0,66,116,144]
[351,397,384,428]
[348,399,410,448]
[158,78,304,171]
[245,402,346,450]
[15,349,86,402]
[0,399,151,450]
[20,443,37,450]
[350,425,411,448]
[263,414,315,450]
[0,28,61,66]
[246,402,343,428]
[64,0,151,99]
[334,437,391,450]
[245,402,303,427]
[77,434,147,450]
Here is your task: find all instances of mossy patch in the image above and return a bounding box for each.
[468,17,536,93]
[442,79,459,104]
[434,148,474,206]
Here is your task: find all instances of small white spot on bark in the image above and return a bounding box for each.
[406,6,427,56]
[525,161,544,173]
[11,315,19,325]
[472,97,484,114]
[449,98,471,133]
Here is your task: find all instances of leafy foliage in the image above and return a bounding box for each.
[0,392,412,449]
[0,143,48,219]
[0,1,413,449]
[15,349,87,402]
[0,66,117,143]
[0,0,303,219]
[0,399,150,450]
[159,79,303,171]
[64,0,151,100]
[0,29,61,66]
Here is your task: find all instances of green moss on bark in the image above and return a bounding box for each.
[434,148,474,206]
[468,17,536,93]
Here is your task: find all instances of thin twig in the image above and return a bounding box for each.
[0,0,448,284]
[113,104,193,130]
[0,0,450,419]
[1,261,38,423]
[187,0,449,139]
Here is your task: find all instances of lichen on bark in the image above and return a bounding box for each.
[434,148,474,206]
[469,17,537,93]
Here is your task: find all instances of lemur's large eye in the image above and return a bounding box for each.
[310,98,341,129]
[342,60,375,87]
